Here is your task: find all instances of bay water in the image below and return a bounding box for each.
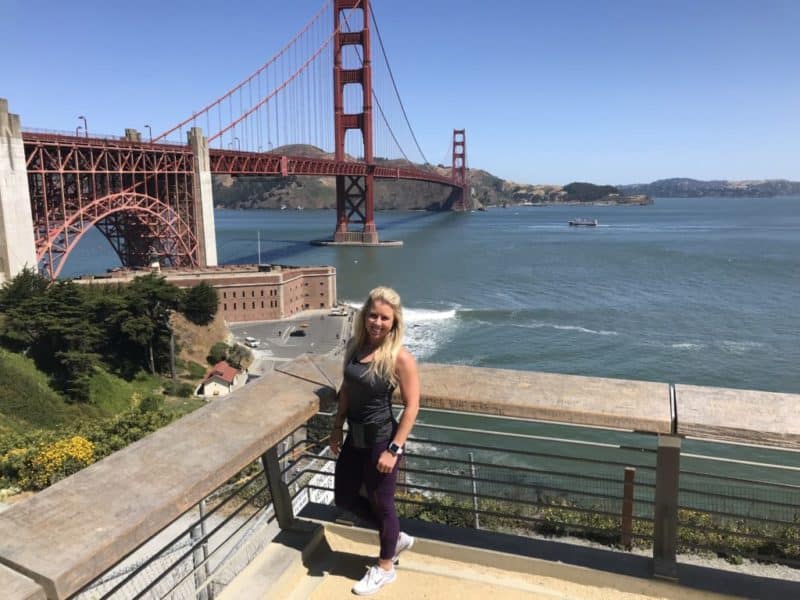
[65,196,800,394]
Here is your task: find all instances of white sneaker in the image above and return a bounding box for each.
[392,532,415,563]
[352,564,396,595]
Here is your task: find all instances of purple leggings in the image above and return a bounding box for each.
[334,437,400,560]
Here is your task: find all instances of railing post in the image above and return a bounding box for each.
[261,445,295,529]
[621,467,635,550]
[469,452,480,530]
[190,518,209,600]
[652,435,681,580]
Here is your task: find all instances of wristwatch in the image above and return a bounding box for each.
[387,441,404,456]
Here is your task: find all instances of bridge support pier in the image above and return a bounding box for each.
[189,128,218,267]
[0,99,37,284]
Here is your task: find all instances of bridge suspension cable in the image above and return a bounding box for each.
[154,0,335,150]
[153,0,440,171]
[369,4,430,165]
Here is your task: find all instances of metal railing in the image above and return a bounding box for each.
[2,357,799,598]
[296,407,800,578]
[67,408,800,599]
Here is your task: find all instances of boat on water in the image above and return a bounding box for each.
[568,218,598,227]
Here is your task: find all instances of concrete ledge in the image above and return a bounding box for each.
[415,363,673,433]
[0,368,329,599]
[0,565,46,600]
[675,384,800,449]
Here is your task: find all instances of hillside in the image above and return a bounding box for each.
[619,178,800,198]
[211,147,649,210]
[0,312,229,436]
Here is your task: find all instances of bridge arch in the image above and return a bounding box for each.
[38,192,199,280]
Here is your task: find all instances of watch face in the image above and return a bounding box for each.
[389,442,402,455]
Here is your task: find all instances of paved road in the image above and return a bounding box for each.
[229,307,355,377]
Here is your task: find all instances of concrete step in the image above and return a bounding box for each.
[217,520,325,600]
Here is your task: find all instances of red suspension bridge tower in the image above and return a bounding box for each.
[332,0,379,244]
[452,129,468,211]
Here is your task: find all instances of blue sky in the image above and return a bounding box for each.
[2,0,798,185]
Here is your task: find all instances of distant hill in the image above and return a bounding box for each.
[619,178,800,198]
[211,146,649,210]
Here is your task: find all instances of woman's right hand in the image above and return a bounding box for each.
[329,427,343,456]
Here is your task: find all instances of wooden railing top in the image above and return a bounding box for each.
[2,356,798,599]
[676,383,800,449]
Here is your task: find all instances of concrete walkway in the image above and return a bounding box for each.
[221,523,735,600]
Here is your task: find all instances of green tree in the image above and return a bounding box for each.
[227,344,251,370]
[207,342,229,365]
[181,282,218,325]
[123,274,181,374]
[1,281,102,402]
[0,267,49,311]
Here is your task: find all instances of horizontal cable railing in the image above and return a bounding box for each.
[294,406,800,568]
[74,458,278,600]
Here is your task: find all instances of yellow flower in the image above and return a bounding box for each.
[26,436,95,488]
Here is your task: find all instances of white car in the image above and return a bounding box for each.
[244,336,260,348]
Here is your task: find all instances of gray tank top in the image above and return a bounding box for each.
[344,355,396,431]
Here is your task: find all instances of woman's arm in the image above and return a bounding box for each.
[329,382,349,456]
[377,348,419,472]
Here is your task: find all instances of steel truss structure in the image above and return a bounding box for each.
[208,149,455,183]
[24,133,200,280]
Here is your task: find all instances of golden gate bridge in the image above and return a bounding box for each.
[0,0,467,281]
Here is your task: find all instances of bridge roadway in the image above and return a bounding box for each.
[19,131,458,186]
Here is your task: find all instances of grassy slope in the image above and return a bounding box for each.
[0,350,73,431]
[0,350,170,432]
[0,313,227,437]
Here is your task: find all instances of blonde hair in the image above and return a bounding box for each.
[345,286,405,386]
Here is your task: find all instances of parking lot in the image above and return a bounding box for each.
[229,307,354,376]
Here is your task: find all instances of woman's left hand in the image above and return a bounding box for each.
[376,450,398,473]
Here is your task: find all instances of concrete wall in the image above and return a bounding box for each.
[206,266,336,322]
[189,128,218,267]
[0,99,37,284]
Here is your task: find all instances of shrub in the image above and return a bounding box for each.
[139,394,166,412]
[162,381,195,398]
[185,361,207,379]
[21,436,95,490]
[207,342,229,365]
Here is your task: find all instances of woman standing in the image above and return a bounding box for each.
[329,286,420,595]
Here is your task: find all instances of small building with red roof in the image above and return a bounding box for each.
[197,360,246,397]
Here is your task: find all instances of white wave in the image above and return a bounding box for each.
[404,307,457,323]
[671,342,704,350]
[341,300,457,323]
[341,300,460,360]
[513,322,618,336]
[717,340,765,354]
